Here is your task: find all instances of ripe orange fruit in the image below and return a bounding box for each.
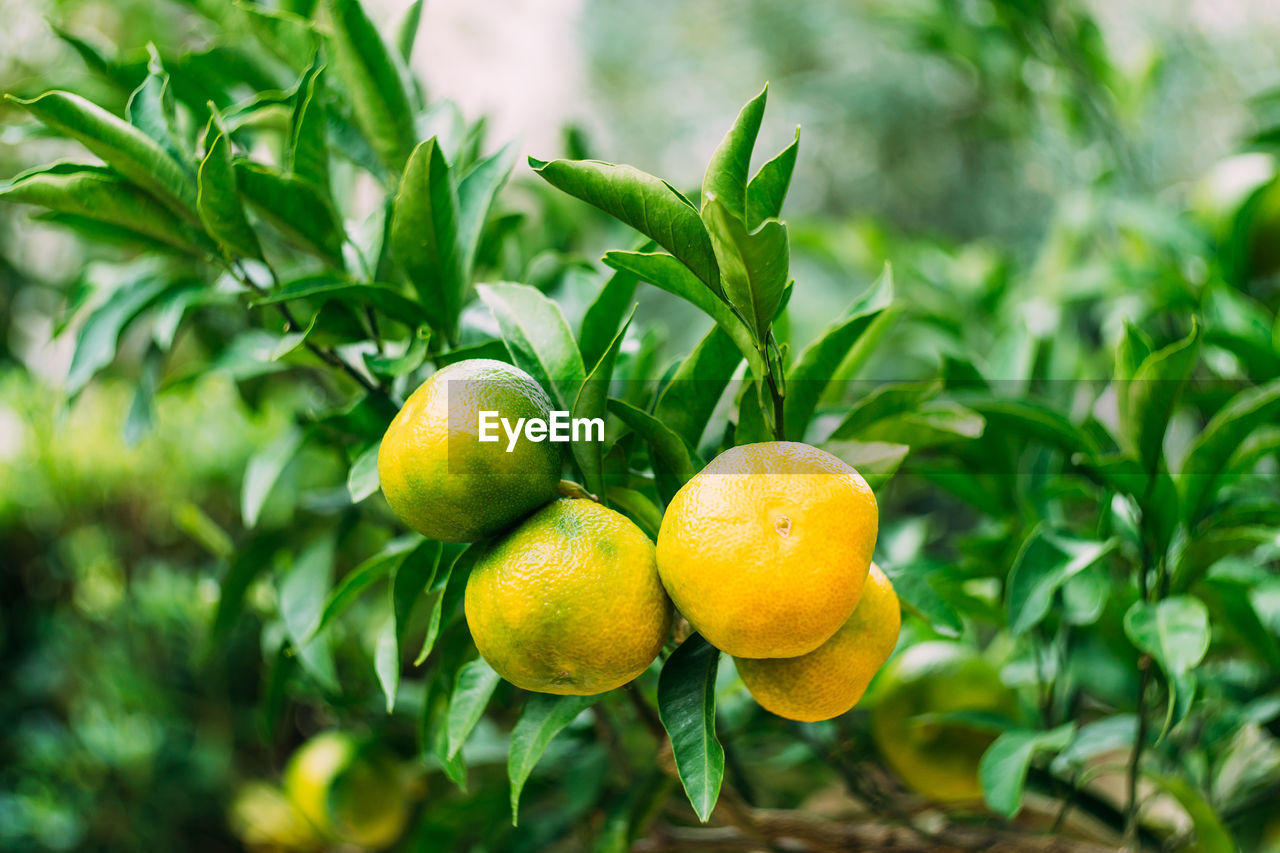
[378,358,561,542]
[870,642,1018,804]
[465,498,673,695]
[656,441,878,659]
[736,563,900,721]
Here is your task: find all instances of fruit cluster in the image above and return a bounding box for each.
[378,358,902,722]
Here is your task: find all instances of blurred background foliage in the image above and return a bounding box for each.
[2,0,1280,851]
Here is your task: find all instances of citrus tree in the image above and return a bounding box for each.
[2,1,1279,851]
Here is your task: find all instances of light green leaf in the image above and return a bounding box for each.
[478,282,585,413]
[252,276,429,325]
[7,91,197,220]
[322,0,415,172]
[347,442,380,502]
[785,265,892,439]
[60,274,172,397]
[199,118,263,260]
[602,250,763,378]
[0,164,210,255]
[1145,773,1236,853]
[1123,321,1200,472]
[1181,379,1280,525]
[509,694,597,825]
[1051,715,1139,774]
[416,544,478,666]
[746,127,799,229]
[446,657,502,758]
[287,60,331,199]
[457,142,517,280]
[235,160,345,263]
[655,323,743,449]
[828,379,940,441]
[531,157,720,290]
[979,724,1076,818]
[396,0,426,61]
[1007,530,1119,636]
[1125,596,1210,734]
[702,197,788,340]
[379,539,441,712]
[242,426,303,528]
[278,534,339,691]
[702,84,767,222]
[657,635,724,823]
[821,440,910,490]
[235,1,318,70]
[390,138,463,338]
[127,47,189,171]
[310,536,419,641]
[572,306,635,498]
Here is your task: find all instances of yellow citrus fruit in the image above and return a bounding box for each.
[283,732,409,850]
[656,441,878,659]
[229,782,323,852]
[378,358,561,542]
[465,498,673,695]
[736,563,900,722]
[870,642,1017,804]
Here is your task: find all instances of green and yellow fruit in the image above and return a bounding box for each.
[283,732,409,850]
[378,358,561,542]
[465,498,673,695]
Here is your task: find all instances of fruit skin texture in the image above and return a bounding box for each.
[736,563,900,722]
[656,441,878,659]
[283,732,409,850]
[870,641,1018,804]
[465,498,673,695]
[377,358,561,542]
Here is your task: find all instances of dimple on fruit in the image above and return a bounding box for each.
[656,441,878,659]
[378,358,561,542]
[465,498,673,695]
[736,563,900,722]
[870,641,1018,804]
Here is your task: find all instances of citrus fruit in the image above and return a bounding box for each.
[465,498,673,695]
[656,441,878,659]
[736,563,900,722]
[870,641,1017,804]
[283,731,409,850]
[378,358,561,542]
[229,782,323,852]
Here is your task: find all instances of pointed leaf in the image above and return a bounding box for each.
[235,161,344,263]
[457,142,517,279]
[390,139,463,337]
[127,47,190,171]
[608,398,703,503]
[478,282,585,413]
[580,268,640,369]
[1181,379,1280,524]
[531,157,719,290]
[746,128,799,229]
[278,534,339,691]
[1007,530,1119,636]
[288,60,331,199]
[416,544,478,665]
[572,306,635,497]
[702,197,788,340]
[199,119,263,260]
[509,694,597,825]
[657,635,724,822]
[655,323,743,448]
[979,724,1076,818]
[702,84,767,222]
[242,426,303,528]
[446,657,501,758]
[1123,321,1200,472]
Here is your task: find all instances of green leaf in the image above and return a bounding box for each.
[478,282,586,413]
[1006,530,1119,636]
[605,487,664,539]
[828,379,940,441]
[310,537,418,640]
[966,398,1099,458]
[785,265,893,439]
[390,138,463,338]
[1122,321,1200,472]
[821,440,910,490]
[979,724,1076,818]
[457,142,517,280]
[530,158,720,290]
[702,84,767,222]
[198,117,263,260]
[395,0,426,61]
[0,164,210,255]
[446,657,502,758]
[509,693,597,825]
[288,60,331,200]
[242,426,303,528]
[6,91,198,220]
[1144,773,1236,853]
[745,127,799,229]
[603,250,763,378]
[379,540,441,712]
[211,534,280,641]
[657,635,724,823]
[253,276,429,325]
[608,398,704,504]
[322,0,415,172]
[127,47,190,171]
[364,328,430,378]
[572,306,635,498]
[374,615,399,713]
[655,323,743,449]
[61,274,172,397]
[416,544,478,666]
[1181,379,1280,525]
[702,197,789,341]
[278,534,339,691]
[235,160,345,262]
[124,346,163,446]
[347,442,380,502]
[881,561,963,637]
[1050,715,1139,774]
[1125,596,1210,734]
[236,1,318,70]
[1114,323,1153,416]
[580,268,640,370]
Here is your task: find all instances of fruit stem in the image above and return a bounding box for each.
[557,480,599,502]
[761,332,787,441]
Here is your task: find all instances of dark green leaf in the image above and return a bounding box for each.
[979,724,1075,818]
[702,197,788,341]
[608,398,703,504]
[655,323,743,448]
[580,268,640,369]
[785,265,893,439]
[235,160,345,262]
[1007,530,1119,635]
[702,84,767,222]
[380,540,441,712]
[211,534,279,640]
[278,534,339,691]
[310,536,419,640]
[1181,379,1280,525]
[322,0,415,171]
[416,544,478,665]
[199,118,263,260]
[446,657,501,758]
[531,157,720,290]
[602,250,763,378]
[288,60,331,199]
[821,440,910,490]
[253,276,428,325]
[478,282,585,413]
[657,635,724,822]
[123,346,163,447]
[572,306,635,497]
[509,693,597,825]
[828,379,939,441]
[1122,321,1200,472]
[390,138,463,338]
